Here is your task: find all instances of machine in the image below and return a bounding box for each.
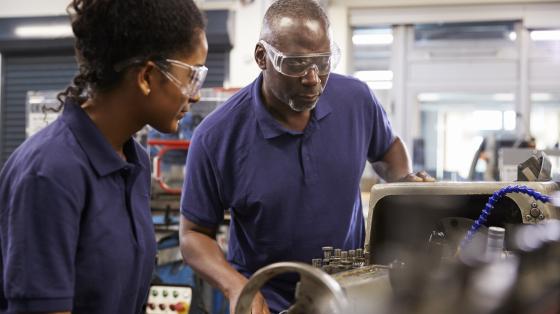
[235,181,560,314]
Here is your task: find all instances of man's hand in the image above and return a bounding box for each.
[398,170,435,182]
[229,283,270,314]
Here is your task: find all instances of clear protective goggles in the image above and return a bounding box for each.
[114,57,208,99]
[259,40,341,77]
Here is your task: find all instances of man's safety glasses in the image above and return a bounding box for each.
[259,40,340,77]
[114,57,208,98]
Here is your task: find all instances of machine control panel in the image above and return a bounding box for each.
[146,285,192,314]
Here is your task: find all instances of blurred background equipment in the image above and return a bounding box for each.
[148,88,239,314]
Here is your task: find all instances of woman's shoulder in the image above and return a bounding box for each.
[5,122,89,180]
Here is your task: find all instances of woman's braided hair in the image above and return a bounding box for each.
[58,0,205,106]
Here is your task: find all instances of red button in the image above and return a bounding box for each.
[159,304,166,310]
[175,303,186,311]
[169,304,176,311]
[148,303,155,310]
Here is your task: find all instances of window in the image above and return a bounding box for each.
[351,27,393,114]
[419,93,516,180]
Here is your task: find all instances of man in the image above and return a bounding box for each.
[179,1,432,313]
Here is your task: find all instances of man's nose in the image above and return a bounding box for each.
[301,64,320,86]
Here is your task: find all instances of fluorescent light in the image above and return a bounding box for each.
[366,81,393,90]
[354,70,393,81]
[493,93,515,102]
[531,93,552,102]
[15,24,73,39]
[417,93,441,102]
[27,96,46,104]
[508,31,517,41]
[530,30,560,41]
[352,34,393,45]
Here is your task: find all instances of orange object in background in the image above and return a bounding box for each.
[148,139,190,194]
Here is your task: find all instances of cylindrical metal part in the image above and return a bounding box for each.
[334,248,342,258]
[486,226,505,261]
[322,246,334,259]
[341,251,348,261]
[356,248,363,258]
[312,259,322,268]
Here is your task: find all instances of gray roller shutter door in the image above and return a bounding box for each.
[0,52,228,167]
[205,51,229,88]
[1,53,78,165]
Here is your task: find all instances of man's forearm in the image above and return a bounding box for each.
[179,221,247,299]
[373,136,412,182]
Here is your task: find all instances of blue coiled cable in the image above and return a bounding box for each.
[459,185,552,252]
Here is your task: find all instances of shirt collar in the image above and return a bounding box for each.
[61,102,145,177]
[251,73,332,139]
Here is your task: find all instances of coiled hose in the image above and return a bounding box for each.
[459,185,552,252]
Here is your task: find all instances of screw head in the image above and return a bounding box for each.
[531,202,538,208]
[539,214,545,220]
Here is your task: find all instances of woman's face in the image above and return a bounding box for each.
[146,30,208,134]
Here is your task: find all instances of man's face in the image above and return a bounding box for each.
[260,17,333,112]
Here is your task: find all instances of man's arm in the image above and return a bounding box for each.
[372,136,434,182]
[179,216,269,314]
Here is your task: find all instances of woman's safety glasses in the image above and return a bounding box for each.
[114,57,208,99]
[259,40,340,77]
[154,59,208,99]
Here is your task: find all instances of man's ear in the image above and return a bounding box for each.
[136,61,157,96]
[254,43,267,70]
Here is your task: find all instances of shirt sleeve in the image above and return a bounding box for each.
[180,134,225,228]
[366,86,396,163]
[3,173,82,312]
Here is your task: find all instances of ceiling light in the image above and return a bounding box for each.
[508,31,517,41]
[15,24,73,39]
[354,70,393,82]
[366,81,393,90]
[531,93,552,102]
[530,30,560,41]
[352,34,393,45]
[417,93,441,102]
[492,93,515,102]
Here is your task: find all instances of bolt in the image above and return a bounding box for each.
[341,251,348,261]
[531,202,538,208]
[356,248,363,258]
[312,259,322,268]
[334,249,341,258]
[526,215,532,220]
[530,207,541,218]
[539,214,545,220]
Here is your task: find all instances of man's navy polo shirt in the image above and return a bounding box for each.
[0,103,156,313]
[181,73,394,312]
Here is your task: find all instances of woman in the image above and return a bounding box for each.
[0,0,207,313]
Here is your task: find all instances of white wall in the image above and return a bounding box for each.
[0,0,69,17]
[328,3,349,75]
[226,1,269,88]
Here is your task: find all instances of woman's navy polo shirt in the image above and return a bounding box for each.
[0,103,156,313]
[181,73,395,312]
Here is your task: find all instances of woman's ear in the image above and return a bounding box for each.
[254,44,267,70]
[136,61,157,96]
